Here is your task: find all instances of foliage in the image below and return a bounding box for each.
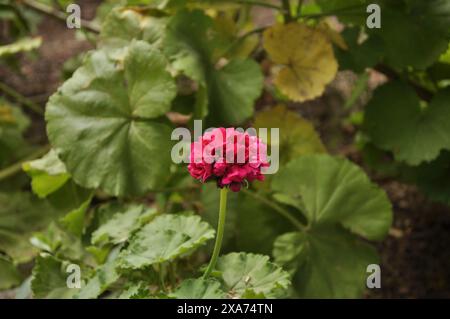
[4,0,450,300]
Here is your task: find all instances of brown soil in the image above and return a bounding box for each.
[1,0,449,299]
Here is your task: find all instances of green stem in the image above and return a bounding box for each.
[281,0,292,22]
[0,82,44,116]
[296,0,304,18]
[226,0,286,11]
[301,3,367,19]
[203,187,228,279]
[0,144,50,181]
[223,27,266,57]
[242,189,305,231]
[158,264,166,292]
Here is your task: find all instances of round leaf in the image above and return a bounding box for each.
[206,59,263,125]
[272,154,392,241]
[46,41,176,196]
[263,23,338,102]
[373,0,450,69]
[364,81,450,165]
[100,8,167,59]
[171,278,226,299]
[117,214,215,269]
[273,227,378,298]
[253,105,326,165]
[215,252,291,298]
[91,204,157,246]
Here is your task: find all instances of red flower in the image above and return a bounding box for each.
[188,128,269,192]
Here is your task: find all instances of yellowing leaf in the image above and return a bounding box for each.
[213,13,259,59]
[253,105,326,164]
[263,23,338,102]
[317,20,348,50]
[0,105,15,124]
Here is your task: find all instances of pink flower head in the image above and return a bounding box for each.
[188,128,269,192]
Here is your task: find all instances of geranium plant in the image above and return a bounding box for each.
[188,128,269,278]
[10,0,450,299]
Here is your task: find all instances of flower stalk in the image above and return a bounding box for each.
[203,187,228,278]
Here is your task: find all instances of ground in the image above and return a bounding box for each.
[1,0,449,298]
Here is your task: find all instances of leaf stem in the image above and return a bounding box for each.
[0,144,50,181]
[374,64,434,102]
[225,0,286,11]
[0,82,44,116]
[296,0,304,18]
[242,188,305,231]
[203,187,228,279]
[281,0,292,22]
[158,264,167,292]
[223,27,266,57]
[300,4,367,19]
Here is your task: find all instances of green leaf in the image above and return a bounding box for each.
[118,230,189,270]
[253,105,326,165]
[215,252,291,298]
[414,151,450,205]
[240,289,266,299]
[272,232,307,273]
[31,254,79,299]
[206,58,263,125]
[373,0,450,69]
[272,154,392,240]
[30,222,85,261]
[235,193,294,255]
[46,179,92,215]
[99,7,167,60]
[118,281,151,299]
[0,192,61,263]
[163,10,225,83]
[170,278,226,299]
[364,81,450,165]
[117,214,215,269]
[163,10,263,124]
[60,195,92,237]
[46,40,176,196]
[0,255,21,290]
[201,184,293,255]
[91,204,157,246]
[316,0,367,24]
[273,226,378,298]
[22,149,92,214]
[22,150,70,198]
[85,246,110,265]
[0,37,41,56]
[0,99,31,169]
[74,247,121,299]
[335,28,383,73]
[272,154,392,297]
